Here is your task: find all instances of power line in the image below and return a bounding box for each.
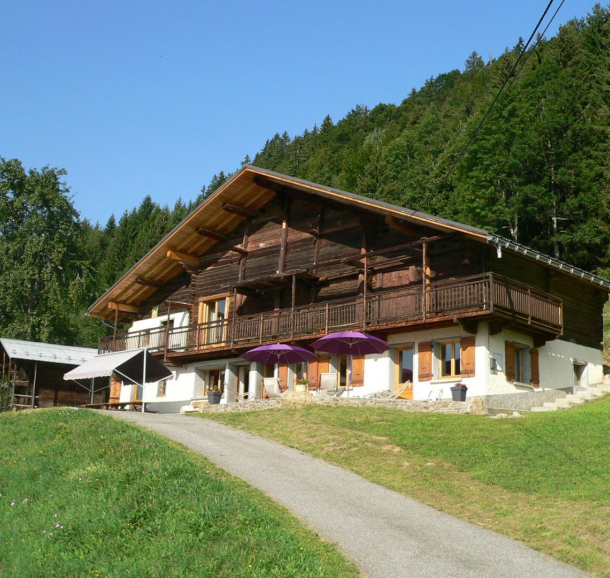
[441,0,557,185]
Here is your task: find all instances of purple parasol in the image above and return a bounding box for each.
[311,331,391,356]
[241,343,317,364]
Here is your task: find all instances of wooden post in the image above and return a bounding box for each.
[527,288,532,325]
[291,274,296,339]
[164,301,172,363]
[363,254,368,331]
[422,242,428,322]
[113,303,120,339]
[31,361,38,408]
[259,313,264,344]
[231,288,238,343]
[325,303,329,334]
[278,196,291,274]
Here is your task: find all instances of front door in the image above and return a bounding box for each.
[239,366,250,397]
[396,346,414,399]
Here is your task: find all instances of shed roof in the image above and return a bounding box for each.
[0,338,98,366]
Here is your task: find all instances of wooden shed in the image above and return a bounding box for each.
[0,338,108,412]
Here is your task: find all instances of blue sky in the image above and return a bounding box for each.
[0,0,600,224]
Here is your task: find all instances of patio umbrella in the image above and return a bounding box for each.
[311,331,391,356]
[311,332,391,396]
[241,343,318,364]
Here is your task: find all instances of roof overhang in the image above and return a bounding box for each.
[87,166,610,320]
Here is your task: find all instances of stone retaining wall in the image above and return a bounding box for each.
[201,395,467,414]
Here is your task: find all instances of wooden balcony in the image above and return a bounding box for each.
[98,273,563,357]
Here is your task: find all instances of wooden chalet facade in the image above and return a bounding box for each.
[88,167,610,408]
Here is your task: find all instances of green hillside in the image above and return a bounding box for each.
[1,4,609,347]
[0,409,359,577]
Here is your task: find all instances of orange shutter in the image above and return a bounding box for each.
[505,341,516,381]
[351,355,365,387]
[279,364,289,392]
[531,348,540,386]
[460,336,476,377]
[418,342,432,381]
[310,355,329,388]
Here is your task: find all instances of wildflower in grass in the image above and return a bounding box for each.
[10,502,14,506]
[23,498,29,504]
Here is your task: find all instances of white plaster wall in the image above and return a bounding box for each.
[540,339,603,388]
[362,351,393,396]
[129,312,189,332]
[388,326,478,401]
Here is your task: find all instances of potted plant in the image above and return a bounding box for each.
[207,385,222,405]
[450,383,468,402]
[295,378,308,393]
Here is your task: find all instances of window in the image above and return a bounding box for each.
[263,364,276,378]
[294,362,306,381]
[206,369,225,393]
[337,355,350,387]
[513,344,530,383]
[198,296,229,344]
[505,342,533,384]
[439,341,461,378]
[157,380,167,397]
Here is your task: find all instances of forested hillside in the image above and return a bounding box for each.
[1,5,609,349]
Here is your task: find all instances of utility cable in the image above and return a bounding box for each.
[441,0,556,185]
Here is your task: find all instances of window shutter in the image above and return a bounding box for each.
[308,355,329,389]
[418,342,433,381]
[110,375,121,404]
[460,336,476,377]
[505,341,516,381]
[351,356,365,387]
[531,348,540,386]
[279,364,288,392]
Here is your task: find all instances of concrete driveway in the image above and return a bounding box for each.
[104,411,587,578]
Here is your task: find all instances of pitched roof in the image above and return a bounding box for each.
[0,338,98,366]
[88,166,610,320]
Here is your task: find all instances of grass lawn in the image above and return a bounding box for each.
[206,397,610,577]
[0,409,359,578]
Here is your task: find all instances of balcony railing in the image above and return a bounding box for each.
[99,273,562,355]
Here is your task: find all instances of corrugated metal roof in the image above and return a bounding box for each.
[0,338,98,366]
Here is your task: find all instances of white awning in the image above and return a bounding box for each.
[63,349,172,384]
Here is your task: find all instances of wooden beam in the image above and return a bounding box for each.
[108,302,139,314]
[136,278,167,289]
[195,227,227,242]
[457,320,478,335]
[165,300,194,310]
[278,196,291,274]
[166,250,199,266]
[231,245,249,255]
[222,203,258,219]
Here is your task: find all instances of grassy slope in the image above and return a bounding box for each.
[0,409,359,578]
[207,398,610,577]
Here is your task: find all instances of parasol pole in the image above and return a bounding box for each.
[141,347,147,413]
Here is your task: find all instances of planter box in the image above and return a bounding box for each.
[208,391,222,405]
[450,384,468,402]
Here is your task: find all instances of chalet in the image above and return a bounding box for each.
[0,338,107,411]
[87,166,610,409]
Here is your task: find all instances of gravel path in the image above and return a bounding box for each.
[103,411,588,578]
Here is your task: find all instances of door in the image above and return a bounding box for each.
[337,356,349,387]
[198,296,229,345]
[396,346,414,399]
[239,366,250,397]
[207,368,226,393]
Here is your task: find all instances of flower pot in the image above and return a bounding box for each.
[450,384,467,402]
[295,383,307,393]
[208,391,222,405]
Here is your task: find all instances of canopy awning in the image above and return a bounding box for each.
[63,349,172,384]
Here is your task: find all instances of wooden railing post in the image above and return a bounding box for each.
[527,288,532,325]
[325,303,329,334]
[259,313,264,344]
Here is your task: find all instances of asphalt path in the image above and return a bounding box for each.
[103,411,588,578]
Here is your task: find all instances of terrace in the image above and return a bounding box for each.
[98,273,562,358]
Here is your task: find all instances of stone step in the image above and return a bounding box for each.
[555,398,583,408]
[531,405,558,412]
[587,387,608,396]
[596,382,610,393]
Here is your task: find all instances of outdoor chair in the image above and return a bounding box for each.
[318,372,345,398]
[364,382,409,400]
[263,377,283,400]
[224,384,256,403]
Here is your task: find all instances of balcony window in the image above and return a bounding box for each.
[198,296,229,344]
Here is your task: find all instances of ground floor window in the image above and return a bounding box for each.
[438,340,461,378]
[573,362,585,387]
[239,366,250,395]
[294,362,306,381]
[395,345,414,399]
[263,363,275,379]
[207,368,225,393]
[337,355,350,387]
[157,379,167,397]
